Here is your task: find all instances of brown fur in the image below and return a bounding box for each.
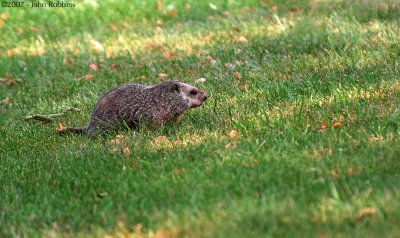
[58,80,207,135]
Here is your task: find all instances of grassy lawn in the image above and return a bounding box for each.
[1,0,400,237]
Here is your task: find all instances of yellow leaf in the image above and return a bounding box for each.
[0,13,8,20]
[355,207,377,221]
[235,36,248,43]
[158,73,168,81]
[228,130,238,139]
[0,97,10,104]
[155,135,168,143]
[89,39,104,53]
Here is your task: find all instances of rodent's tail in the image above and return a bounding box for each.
[57,127,86,135]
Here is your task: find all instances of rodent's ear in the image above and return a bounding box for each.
[172,82,180,92]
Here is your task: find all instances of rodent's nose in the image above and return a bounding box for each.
[203,95,208,101]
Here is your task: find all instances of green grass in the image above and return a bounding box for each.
[1,0,400,237]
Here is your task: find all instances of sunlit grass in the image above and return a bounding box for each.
[1,0,399,237]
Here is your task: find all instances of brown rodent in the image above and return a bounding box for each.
[57,80,208,135]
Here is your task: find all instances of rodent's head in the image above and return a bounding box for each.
[175,82,208,108]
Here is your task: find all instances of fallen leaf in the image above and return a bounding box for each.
[289,6,300,12]
[225,143,232,149]
[89,39,104,53]
[240,83,249,90]
[0,13,8,20]
[167,10,177,16]
[155,135,168,143]
[347,167,362,175]
[195,78,206,83]
[28,47,45,57]
[110,134,127,145]
[163,52,175,60]
[0,78,14,85]
[235,36,248,43]
[360,90,370,99]
[6,49,15,57]
[63,57,75,67]
[271,4,278,11]
[202,35,212,42]
[331,168,340,179]
[110,64,118,70]
[89,63,98,71]
[155,26,163,34]
[332,122,341,128]
[386,133,394,141]
[331,28,340,34]
[232,71,242,80]
[186,68,196,75]
[123,147,131,156]
[153,229,179,238]
[0,97,10,104]
[282,110,289,118]
[319,125,328,131]
[355,207,377,221]
[18,27,24,35]
[156,19,164,25]
[323,147,333,154]
[369,135,384,143]
[134,224,143,234]
[140,75,147,81]
[224,63,234,70]
[339,115,345,121]
[173,167,185,176]
[73,48,80,55]
[113,147,120,153]
[85,74,95,80]
[313,147,332,159]
[145,40,154,48]
[156,0,162,11]
[30,27,41,33]
[109,24,118,31]
[228,129,239,139]
[158,73,168,81]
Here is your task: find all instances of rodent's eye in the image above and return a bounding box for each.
[190,90,197,95]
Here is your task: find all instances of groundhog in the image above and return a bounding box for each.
[58,80,207,135]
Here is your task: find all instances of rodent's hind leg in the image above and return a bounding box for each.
[175,112,185,124]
